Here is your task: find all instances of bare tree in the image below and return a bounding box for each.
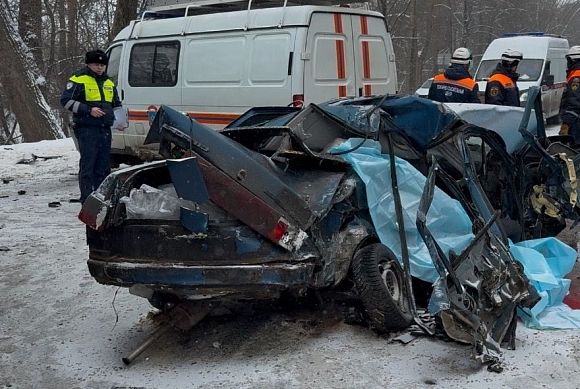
[18,0,43,65]
[111,0,138,41]
[0,0,62,141]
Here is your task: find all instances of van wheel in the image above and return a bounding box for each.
[352,243,413,333]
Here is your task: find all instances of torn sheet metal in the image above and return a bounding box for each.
[416,159,537,368]
[331,138,538,367]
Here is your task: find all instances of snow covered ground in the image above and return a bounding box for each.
[1,137,579,388]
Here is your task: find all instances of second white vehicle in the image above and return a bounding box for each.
[475,32,569,121]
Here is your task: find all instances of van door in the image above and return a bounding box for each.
[181,30,295,126]
[123,39,181,150]
[303,12,356,104]
[106,43,125,151]
[351,15,397,97]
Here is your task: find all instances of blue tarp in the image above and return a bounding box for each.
[332,138,580,329]
[331,139,473,283]
[511,239,580,329]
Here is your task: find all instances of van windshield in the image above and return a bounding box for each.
[475,59,544,82]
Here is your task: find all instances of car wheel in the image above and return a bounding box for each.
[352,243,413,332]
[148,291,180,312]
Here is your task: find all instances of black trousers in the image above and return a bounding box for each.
[75,126,111,203]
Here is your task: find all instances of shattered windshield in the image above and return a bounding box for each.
[476,59,544,81]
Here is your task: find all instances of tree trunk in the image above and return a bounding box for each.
[66,0,79,84]
[0,2,63,141]
[111,0,138,41]
[18,0,43,66]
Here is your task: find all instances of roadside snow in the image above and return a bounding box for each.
[0,138,579,389]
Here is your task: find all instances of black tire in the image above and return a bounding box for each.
[352,243,413,333]
[148,291,180,312]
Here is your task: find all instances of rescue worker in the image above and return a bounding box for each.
[427,47,480,103]
[484,49,523,107]
[559,45,580,142]
[60,49,122,203]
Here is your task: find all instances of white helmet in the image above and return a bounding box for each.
[450,47,472,65]
[566,45,580,61]
[501,49,523,64]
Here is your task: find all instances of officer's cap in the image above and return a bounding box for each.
[85,49,108,66]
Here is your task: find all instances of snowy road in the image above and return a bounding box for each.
[1,139,579,388]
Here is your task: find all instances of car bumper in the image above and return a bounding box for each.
[87,259,316,292]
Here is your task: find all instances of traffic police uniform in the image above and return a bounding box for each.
[60,50,121,202]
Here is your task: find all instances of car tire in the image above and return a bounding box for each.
[352,243,413,333]
[148,291,180,312]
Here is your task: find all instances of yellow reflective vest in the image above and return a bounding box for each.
[68,74,115,103]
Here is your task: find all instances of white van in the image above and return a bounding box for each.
[105,0,398,160]
[474,33,569,121]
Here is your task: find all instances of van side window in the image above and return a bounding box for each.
[129,42,180,87]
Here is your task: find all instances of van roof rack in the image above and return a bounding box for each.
[502,32,563,38]
[141,0,355,19]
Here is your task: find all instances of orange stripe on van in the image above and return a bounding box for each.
[127,110,239,126]
[188,112,239,125]
[360,16,372,96]
[333,14,347,97]
[128,111,149,121]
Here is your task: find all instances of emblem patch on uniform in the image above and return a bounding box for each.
[66,82,73,90]
[572,81,579,92]
[489,87,499,97]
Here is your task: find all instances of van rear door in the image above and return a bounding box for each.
[303,12,356,103]
[351,15,397,97]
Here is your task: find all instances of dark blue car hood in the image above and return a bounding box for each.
[317,95,461,151]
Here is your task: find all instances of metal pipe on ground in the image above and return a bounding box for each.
[122,302,212,365]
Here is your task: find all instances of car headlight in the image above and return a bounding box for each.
[520,91,528,104]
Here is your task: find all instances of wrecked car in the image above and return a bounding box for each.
[79,86,580,367]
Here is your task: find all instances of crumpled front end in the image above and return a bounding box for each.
[417,158,539,369]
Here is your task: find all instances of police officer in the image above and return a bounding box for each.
[485,49,523,107]
[559,46,580,142]
[60,49,122,203]
[427,47,480,103]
